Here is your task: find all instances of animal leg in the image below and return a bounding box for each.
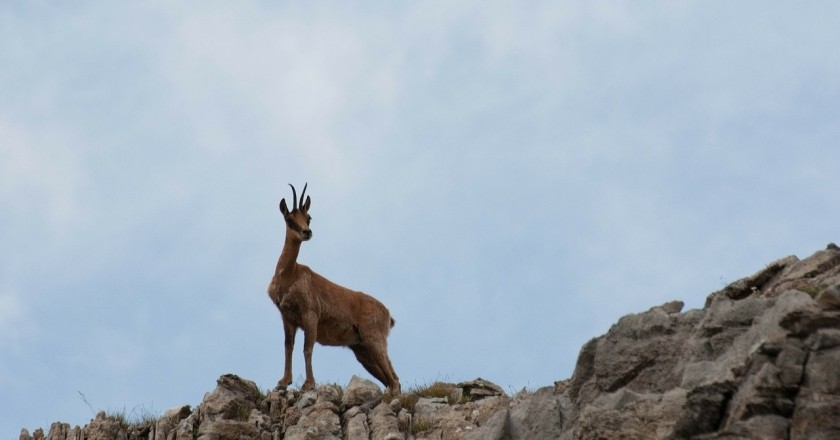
[350,345,389,387]
[278,318,296,389]
[301,312,318,391]
[383,351,401,394]
[369,341,401,394]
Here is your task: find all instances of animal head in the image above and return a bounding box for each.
[279,183,312,241]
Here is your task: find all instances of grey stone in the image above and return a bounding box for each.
[461,408,508,440]
[201,374,262,422]
[651,300,685,314]
[806,327,840,350]
[397,408,411,434]
[413,397,448,420]
[83,412,123,440]
[706,255,796,304]
[196,419,261,440]
[343,406,369,440]
[294,390,318,409]
[284,401,341,440]
[816,283,840,309]
[729,415,790,439]
[791,401,840,440]
[508,387,564,440]
[369,402,403,440]
[175,413,197,440]
[342,375,382,408]
[316,385,342,406]
[455,378,505,401]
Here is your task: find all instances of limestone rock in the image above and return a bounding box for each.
[83,412,123,440]
[196,419,261,440]
[369,402,403,440]
[293,390,317,410]
[455,378,505,401]
[175,412,198,440]
[461,407,508,440]
[816,283,840,309]
[316,384,342,407]
[508,387,565,440]
[342,406,369,440]
[284,401,341,440]
[342,375,383,408]
[763,244,840,298]
[154,404,191,440]
[410,394,510,440]
[44,422,73,440]
[201,374,262,422]
[562,244,840,439]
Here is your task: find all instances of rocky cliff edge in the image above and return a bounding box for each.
[21,244,840,440]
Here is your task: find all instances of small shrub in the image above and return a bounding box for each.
[411,417,436,434]
[798,283,827,298]
[107,406,160,431]
[397,381,457,412]
[105,409,130,430]
[231,403,252,421]
[128,406,160,427]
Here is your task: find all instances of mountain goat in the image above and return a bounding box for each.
[267,184,400,393]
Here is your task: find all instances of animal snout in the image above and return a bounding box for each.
[302,229,313,240]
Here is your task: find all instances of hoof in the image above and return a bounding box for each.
[276,376,293,391]
[301,379,316,392]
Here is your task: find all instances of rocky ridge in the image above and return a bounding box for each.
[20,244,840,439]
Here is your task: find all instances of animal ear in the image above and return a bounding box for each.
[280,199,289,215]
[302,196,311,212]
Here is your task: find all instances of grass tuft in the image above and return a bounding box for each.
[411,417,436,434]
[104,406,160,431]
[396,382,457,412]
[104,409,130,430]
[798,283,828,298]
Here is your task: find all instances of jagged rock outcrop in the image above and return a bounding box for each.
[564,243,840,439]
[21,244,840,439]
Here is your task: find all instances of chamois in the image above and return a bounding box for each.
[267,183,401,393]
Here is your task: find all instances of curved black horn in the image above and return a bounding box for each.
[288,183,298,210]
[299,183,308,209]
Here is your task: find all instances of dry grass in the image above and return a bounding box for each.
[411,417,436,434]
[394,382,457,412]
[797,283,828,298]
[105,406,160,429]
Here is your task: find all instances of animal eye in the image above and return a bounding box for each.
[307,217,312,224]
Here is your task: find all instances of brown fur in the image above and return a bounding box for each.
[267,184,400,393]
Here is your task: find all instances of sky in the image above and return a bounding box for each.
[2,1,840,435]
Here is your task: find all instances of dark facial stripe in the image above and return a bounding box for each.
[287,218,308,233]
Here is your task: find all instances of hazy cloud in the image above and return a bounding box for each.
[3,1,840,435]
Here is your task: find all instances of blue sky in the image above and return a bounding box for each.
[2,1,839,435]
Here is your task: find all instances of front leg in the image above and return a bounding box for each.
[301,312,318,391]
[278,318,296,389]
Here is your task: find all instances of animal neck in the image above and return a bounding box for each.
[275,229,303,280]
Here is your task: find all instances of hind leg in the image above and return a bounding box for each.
[351,345,389,387]
[355,338,400,393]
[382,351,400,394]
[370,342,400,394]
